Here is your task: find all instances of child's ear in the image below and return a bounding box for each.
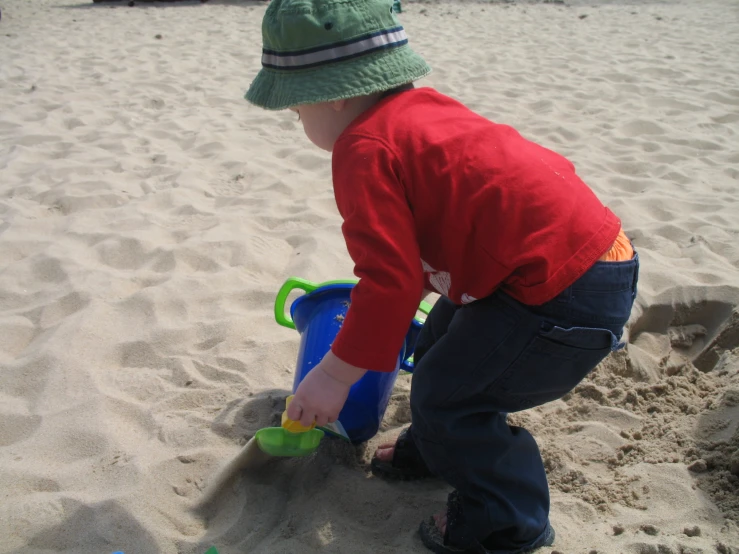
[330,99,347,112]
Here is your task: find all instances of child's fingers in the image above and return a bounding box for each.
[299,408,316,428]
[315,413,329,428]
[286,401,302,422]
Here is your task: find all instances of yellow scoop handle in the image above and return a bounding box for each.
[282,395,316,433]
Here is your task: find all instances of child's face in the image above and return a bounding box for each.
[290,102,347,152]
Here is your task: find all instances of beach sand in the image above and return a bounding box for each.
[1,0,738,552]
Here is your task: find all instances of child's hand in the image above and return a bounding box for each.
[287,351,367,428]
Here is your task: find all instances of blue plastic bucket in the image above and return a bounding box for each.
[275,277,429,444]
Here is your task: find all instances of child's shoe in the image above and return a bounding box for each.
[419,491,555,554]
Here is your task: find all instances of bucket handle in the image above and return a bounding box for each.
[275,276,433,342]
[416,299,432,325]
[401,299,433,373]
[274,277,319,329]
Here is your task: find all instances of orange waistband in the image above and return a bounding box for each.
[599,228,633,262]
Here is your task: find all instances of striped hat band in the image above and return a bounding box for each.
[262,27,408,71]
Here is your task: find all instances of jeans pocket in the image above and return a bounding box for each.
[486,323,618,412]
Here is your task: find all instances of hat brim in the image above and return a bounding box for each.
[245,45,431,111]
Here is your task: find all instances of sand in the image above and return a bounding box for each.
[190,437,271,513]
[1,0,738,552]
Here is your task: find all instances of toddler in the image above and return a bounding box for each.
[245,1,639,552]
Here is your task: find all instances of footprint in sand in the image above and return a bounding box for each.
[629,296,738,377]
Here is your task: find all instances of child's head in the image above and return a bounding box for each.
[245,0,430,150]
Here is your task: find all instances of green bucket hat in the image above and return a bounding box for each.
[245,0,431,110]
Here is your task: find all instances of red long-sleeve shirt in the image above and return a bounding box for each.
[330,87,621,372]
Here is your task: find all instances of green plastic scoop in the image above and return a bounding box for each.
[253,395,334,457]
[254,426,325,457]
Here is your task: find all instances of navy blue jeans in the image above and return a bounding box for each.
[410,253,639,551]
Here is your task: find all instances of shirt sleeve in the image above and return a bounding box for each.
[330,133,424,372]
